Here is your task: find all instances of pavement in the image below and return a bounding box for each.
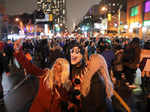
[0,71,39,112]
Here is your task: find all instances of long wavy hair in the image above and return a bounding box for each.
[123,38,141,64]
[43,58,71,91]
[81,54,114,100]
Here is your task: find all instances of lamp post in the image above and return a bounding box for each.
[118,5,122,35]
[100,5,108,35]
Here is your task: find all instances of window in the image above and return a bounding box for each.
[145,1,150,12]
[144,20,150,26]
[130,6,138,16]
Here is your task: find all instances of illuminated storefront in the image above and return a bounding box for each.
[127,0,150,38]
[145,1,150,13]
[128,4,142,38]
[143,1,150,39]
[127,0,143,38]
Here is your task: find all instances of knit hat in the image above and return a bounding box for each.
[70,40,84,55]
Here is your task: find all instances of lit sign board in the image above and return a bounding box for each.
[145,1,150,12]
[131,6,138,16]
[143,20,150,26]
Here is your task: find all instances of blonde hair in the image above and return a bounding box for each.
[92,54,114,99]
[43,58,70,90]
[81,54,114,100]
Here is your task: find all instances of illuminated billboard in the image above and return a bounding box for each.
[145,1,150,12]
[143,20,150,26]
[131,6,138,16]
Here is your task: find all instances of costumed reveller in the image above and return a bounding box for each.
[13,39,73,112]
[69,41,114,112]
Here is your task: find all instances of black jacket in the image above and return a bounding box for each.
[81,72,107,112]
[0,52,9,75]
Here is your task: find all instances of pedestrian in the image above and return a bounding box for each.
[122,37,141,85]
[121,37,141,112]
[4,39,14,65]
[13,40,74,112]
[69,41,114,112]
[0,42,9,111]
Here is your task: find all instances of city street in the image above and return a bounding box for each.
[0,66,147,112]
[0,0,150,112]
[1,72,38,112]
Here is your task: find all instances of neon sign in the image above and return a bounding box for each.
[145,1,150,12]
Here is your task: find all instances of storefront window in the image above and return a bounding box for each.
[143,20,150,26]
[145,1,150,13]
[130,6,138,16]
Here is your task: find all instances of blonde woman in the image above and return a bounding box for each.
[14,40,72,112]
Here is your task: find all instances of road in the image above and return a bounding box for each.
[0,71,38,112]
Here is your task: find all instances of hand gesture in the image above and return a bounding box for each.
[14,39,22,52]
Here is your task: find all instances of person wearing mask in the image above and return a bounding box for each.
[69,41,114,112]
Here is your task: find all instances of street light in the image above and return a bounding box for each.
[15,18,20,22]
[101,6,108,12]
[118,5,122,34]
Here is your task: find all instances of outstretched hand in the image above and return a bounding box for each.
[14,39,23,52]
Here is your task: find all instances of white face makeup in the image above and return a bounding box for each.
[70,46,83,65]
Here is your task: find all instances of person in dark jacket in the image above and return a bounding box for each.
[0,49,9,111]
[122,38,141,85]
[4,40,14,65]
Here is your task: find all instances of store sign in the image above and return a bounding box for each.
[131,6,138,16]
[145,1,150,13]
[143,20,150,26]
[130,22,141,28]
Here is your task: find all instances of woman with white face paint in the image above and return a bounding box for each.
[69,41,114,112]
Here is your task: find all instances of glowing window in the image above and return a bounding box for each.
[143,20,150,26]
[131,6,138,16]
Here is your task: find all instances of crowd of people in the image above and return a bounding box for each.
[0,35,150,112]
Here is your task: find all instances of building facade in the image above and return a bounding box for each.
[0,0,6,39]
[37,0,66,25]
[127,0,150,39]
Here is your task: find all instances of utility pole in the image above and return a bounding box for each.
[118,5,122,34]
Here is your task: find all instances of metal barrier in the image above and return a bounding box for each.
[113,89,131,112]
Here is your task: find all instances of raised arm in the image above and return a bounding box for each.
[13,39,46,77]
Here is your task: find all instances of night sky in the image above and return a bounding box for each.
[5,0,101,31]
[5,0,37,15]
[66,0,100,31]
